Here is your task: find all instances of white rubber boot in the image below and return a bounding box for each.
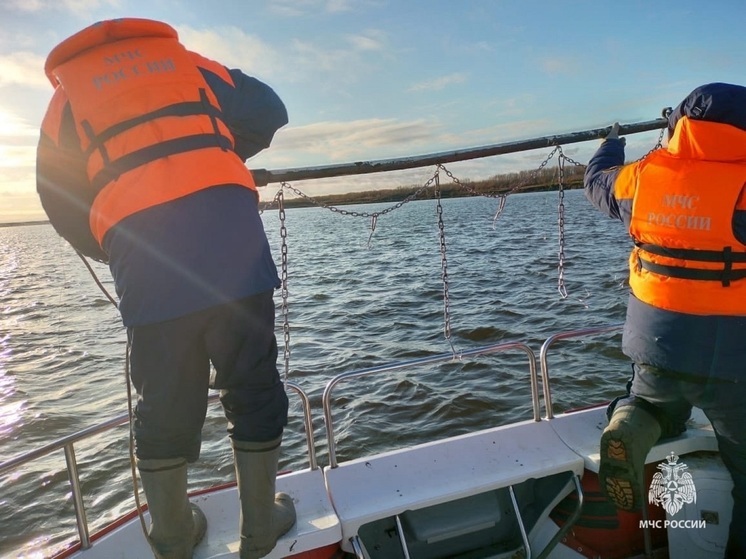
[233,437,297,559]
[137,458,207,559]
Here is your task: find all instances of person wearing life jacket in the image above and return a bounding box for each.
[584,82,746,559]
[37,18,294,559]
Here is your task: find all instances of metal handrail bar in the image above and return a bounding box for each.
[0,383,316,474]
[64,444,90,548]
[0,382,316,551]
[252,118,668,186]
[288,382,319,470]
[322,341,538,469]
[539,323,623,419]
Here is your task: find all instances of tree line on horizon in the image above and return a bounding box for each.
[3,165,587,227]
[277,164,586,209]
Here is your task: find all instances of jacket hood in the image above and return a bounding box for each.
[667,117,746,162]
[667,82,746,134]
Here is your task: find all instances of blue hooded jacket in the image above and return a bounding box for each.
[584,82,746,380]
[38,62,287,327]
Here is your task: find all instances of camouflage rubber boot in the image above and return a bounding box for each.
[598,404,662,511]
[137,458,207,559]
[233,437,297,559]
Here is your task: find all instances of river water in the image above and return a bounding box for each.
[0,189,634,557]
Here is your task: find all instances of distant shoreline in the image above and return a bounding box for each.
[0,220,49,228]
[0,178,583,227]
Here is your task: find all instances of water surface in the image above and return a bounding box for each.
[0,189,634,557]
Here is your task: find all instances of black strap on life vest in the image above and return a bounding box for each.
[635,242,746,263]
[90,133,233,192]
[636,242,746,287]
[81,88,232,192]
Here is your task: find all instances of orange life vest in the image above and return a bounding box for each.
[618,118,746,315]
[43,18,256,245]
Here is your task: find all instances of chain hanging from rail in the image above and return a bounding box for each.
[441,145,575,298]
[263,166,459,355]
[277,184,291,385]
[258,128,667,354]
[551,126,667,298]
[434,167,456,356]
[275,175,438,248]
[556,148,568,298]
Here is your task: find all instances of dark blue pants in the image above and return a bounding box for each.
[612,363,746,559]
[128,290,288,462]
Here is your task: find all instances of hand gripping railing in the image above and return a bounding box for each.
[0,382,316,552]
[322,341,538,469]
[539,323,623,419]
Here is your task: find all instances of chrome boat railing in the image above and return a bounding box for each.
[322,340,539,469]
[0,382,316,552]
[3,324,629,554]
[539,323,624,419]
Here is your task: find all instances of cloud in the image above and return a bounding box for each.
[0,190,45,223]
[179,23,389,87]
[0,107,41,138]
[0,146,36,170]
[408,73,467,93]
[3,0,44,11]
[263,114,564,176]
[255,112,597,198]
[539,55,581,76]
[286,36,386,86]
[0,52,48,89]
[268,0,378,16]
[176,25,283,81]
[267,0,317,16]
[346,29,386,51]
[3,0,120,13]
[324,0,357,13]
[0,158,43,222]
[273,118,441,161]
[481,94,537,120]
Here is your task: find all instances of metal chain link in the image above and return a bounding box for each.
[434,171,456,356]
[278,184,291,385]
[257,129,663,359]
[439,164,505,200]
[556,148,568,299]
[438,164,507,227]
[551,126,665,299]
[258,189,282,215]
[439,150,561,223]
[280,178,435,219]
[637,127,666,161]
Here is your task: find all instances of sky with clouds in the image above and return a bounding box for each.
[1,0,745,223]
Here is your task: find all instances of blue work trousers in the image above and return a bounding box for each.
[128,290,288,462]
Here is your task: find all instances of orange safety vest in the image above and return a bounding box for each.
[617,118,746,315]
[43,18,256,245]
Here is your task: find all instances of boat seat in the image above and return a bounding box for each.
[324,418,585,557]
[549,405,718,473]
[195,467,342,559]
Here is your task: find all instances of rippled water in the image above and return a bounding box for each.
[0,190,634,557]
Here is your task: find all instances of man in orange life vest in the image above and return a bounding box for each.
[36,18,294,559]
[584,82,746,558]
